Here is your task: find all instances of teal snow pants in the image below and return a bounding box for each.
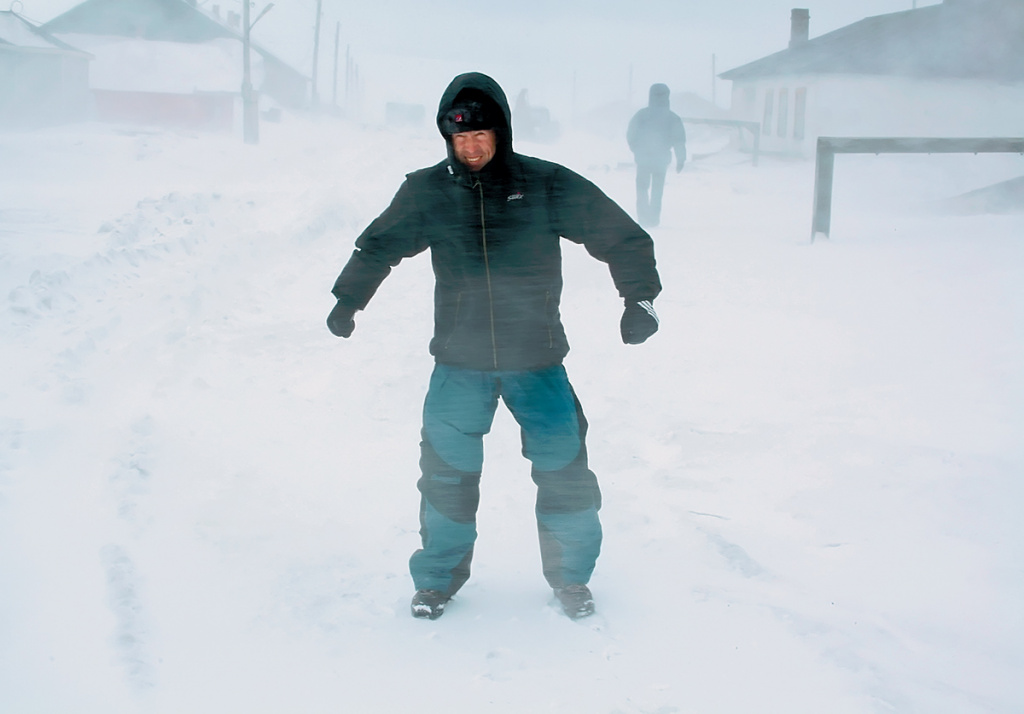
[410,363,603,596]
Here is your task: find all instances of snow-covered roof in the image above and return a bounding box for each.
[42,0,303,79]
[54,33,262,94]
[721,0,1024,82]
[43,0,227,43]
[0,10,90,55]
[0,11,48,48]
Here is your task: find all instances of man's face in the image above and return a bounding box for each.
[452,130,497,171]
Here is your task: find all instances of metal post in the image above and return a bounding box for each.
[811,138,835,239]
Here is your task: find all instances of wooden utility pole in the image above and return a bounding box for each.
[711,53,717,106]
[310,0,323,108]
[242,0,257,143]
[345,44,351,111]
[241,2,274,144]
[571,70,577,124]
[332,21,340,107]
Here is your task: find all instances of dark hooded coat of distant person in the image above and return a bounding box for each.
[627,83,687,228]
[326,72,662,620]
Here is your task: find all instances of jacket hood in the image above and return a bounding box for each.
[437,72,514,170]
[648,83,670,109]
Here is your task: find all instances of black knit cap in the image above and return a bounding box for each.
[440,89,501,136]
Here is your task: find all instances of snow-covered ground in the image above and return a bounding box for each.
[1,115,1022,714]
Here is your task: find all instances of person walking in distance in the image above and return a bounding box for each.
[326,72,662,620]
[627,83,687,228]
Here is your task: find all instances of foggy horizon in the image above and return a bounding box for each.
[14,0,945,118]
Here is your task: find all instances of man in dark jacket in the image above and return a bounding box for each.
[627,83,687,228]
[327,72,661,621]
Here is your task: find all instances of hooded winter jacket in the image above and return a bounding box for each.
[331,72,661,372]
[627,84,687,168]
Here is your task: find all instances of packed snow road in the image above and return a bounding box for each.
[2,119,1022,713]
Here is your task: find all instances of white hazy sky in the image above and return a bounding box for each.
[18,0,943,115]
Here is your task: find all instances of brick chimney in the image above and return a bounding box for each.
[790,8,810,47]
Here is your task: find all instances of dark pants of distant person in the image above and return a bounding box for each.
[635,163,667,228]
[410,363,603,597]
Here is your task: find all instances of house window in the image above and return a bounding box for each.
[743,87,756,116]
[777,88,789,137]
[762,90,774,135]
[793,88,807,140]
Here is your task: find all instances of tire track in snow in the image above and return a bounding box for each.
[100,544,155,691]
[103,415,159,692]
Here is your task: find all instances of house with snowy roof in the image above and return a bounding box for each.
[720,0,1024,156]
[41,0,307,131]
[0,10,92,128]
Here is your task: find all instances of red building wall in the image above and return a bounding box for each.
[92,89,233,131]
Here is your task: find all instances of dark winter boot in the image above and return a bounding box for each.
[411,589,450,620]
[554,584,595,619]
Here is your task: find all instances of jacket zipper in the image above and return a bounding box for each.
[544,291,553,348]
[475,180,499,369]
[444,292,462,350]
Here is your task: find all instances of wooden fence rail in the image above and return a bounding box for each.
[812,136,1024,239]
[682,118,761,167]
